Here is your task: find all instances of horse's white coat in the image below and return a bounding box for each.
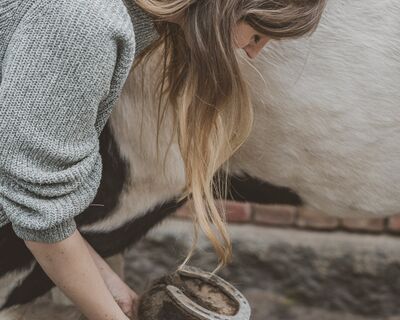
[2,0,399,317]
[230,0,400,217]
[80,57,187,232]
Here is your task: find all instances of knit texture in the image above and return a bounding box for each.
[0,0,159,242]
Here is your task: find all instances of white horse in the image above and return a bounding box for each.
[2,0,399,318]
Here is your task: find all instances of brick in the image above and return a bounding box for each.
[174,200,251,223]
[296,207,339,230]
[253,204,296,226]
[388,214,400,233]
[216,200,252,223]
[341,217,385,233]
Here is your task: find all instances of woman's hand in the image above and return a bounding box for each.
[83,239,139,319]
[103,272,139,319]
[25,230,130,320]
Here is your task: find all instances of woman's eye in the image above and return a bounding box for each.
[253,35,261,44]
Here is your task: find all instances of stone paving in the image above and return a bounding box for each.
[124,218,400,320]
[3,218,400,320]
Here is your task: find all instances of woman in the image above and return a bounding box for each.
[0,0,326,319]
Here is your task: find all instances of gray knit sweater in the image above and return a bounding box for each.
[0,0,159,242]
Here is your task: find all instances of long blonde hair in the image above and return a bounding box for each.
[132,0,327,269]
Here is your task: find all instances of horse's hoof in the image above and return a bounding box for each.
[138,266,251,320]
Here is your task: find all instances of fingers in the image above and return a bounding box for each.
[115,299,133,318]
[115,295,138,319]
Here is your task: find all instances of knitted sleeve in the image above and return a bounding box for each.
[0,0,126,242]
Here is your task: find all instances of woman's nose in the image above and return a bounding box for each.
[244,37,270,59]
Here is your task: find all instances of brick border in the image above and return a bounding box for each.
[174,200,400,235]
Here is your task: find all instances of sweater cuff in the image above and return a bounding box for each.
[12,218,77,243]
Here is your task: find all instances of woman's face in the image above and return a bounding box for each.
[233,21,270,59]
